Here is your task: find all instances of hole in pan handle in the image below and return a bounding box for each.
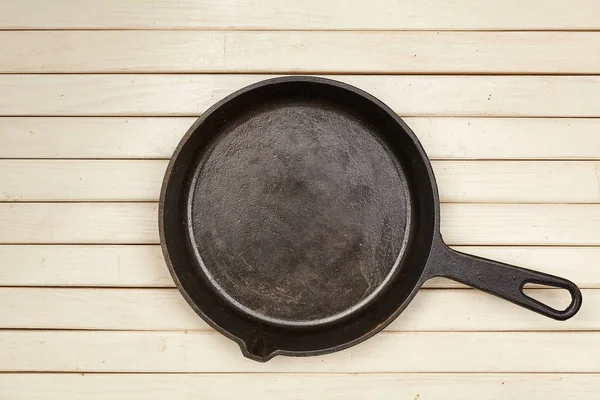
[424,241,583,320]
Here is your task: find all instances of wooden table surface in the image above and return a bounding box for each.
[1,1,600,398]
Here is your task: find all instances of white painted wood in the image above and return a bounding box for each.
[0,245,170,287]
[2,160,598,203]
[1,245,597,288]
[1,330,597,372]
[440,204,600,245]
[1,373,598,400]
[0,203,158,244]
[434,161,600,203]
[409,118,600,160]
[2,203,599,245]
[2,75,600,117]
[0,160,165,202]
[2,0,598,393]
[4,31,600,74]
[3,117,600,160]
[2,0,599,30]
[0,117,189,159]
[0,288,591,331]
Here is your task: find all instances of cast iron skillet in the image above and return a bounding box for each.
[160,76,582,362]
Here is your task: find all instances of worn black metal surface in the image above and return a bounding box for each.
[160,76,582,362]
[190,102,410,326]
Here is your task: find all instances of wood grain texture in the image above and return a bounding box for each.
[0,287,590,331]
[0,117,189,159]
[1,330,597,372]
[2,0,599,394]
[2,203,599,245]
[434,161,600,203]
[1,245,596,288]
[2,0,599,30]
[3,31,600,73]
[2,75,600,117]
[1,160,598,203]
[3,117,600,160]
[2,373,599,400]
[440,204,600,245]
[0,160,165,202]
[0,245,169,287]
[0,203,158,244]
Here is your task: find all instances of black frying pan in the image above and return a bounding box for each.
[160,76,582,362]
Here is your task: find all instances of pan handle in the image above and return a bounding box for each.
[424,241,582,320]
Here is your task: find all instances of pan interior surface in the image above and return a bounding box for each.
[188,99,412,327]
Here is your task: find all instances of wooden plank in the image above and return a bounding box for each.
[0,245,170,287]
[4,31,600,74]
[0,203,158,244]
[2,160,599,203]
[0,160,165,202]
[1,245,597,288]
[3,117,600,160]
[434,161,600,203]
[1,0,599,30]
[2,373,599,400]
[1,203,599,245]
[0,117,190,159]
[0,287,592,331]
[0,330,597,372]
[2,75,600,117]
[441,204,600,245]
[2,117,600,160]
[409,118,600,160]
